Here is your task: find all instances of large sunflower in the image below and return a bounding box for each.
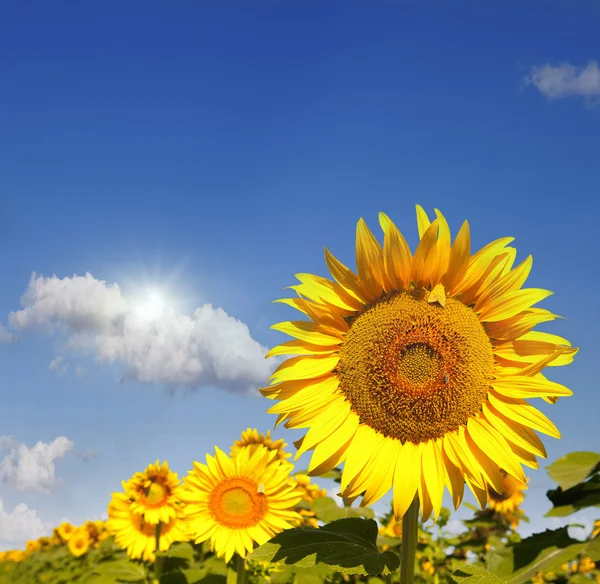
[106,492,188,562]
[488,471,527,515]
[262,206,576,522]
[124,460,182,525]
[231,428,292,467]
[180,445,302,563]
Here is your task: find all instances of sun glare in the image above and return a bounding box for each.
[135,291,165,322]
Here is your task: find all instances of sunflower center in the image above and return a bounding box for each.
[336,289,495,444]
[144,481,168,506]
[209,477,268,529]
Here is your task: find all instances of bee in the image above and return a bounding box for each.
[442,373,449,384]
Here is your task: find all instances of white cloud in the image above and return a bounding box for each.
[49,356,67,376]
[7,272,276,394]
[0,325,13,343]
[526,60,600,101]
[0,498,52,544]
[0,436,74,493]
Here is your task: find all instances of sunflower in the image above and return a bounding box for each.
[262,206,577,522]
[180,444,302,562]
[106,492,188,562]
[57,522,75,542]
[67,528,90,557]
[231,428,292,467]
[379,515,403,539]
[125,460,182,525]
[25,539,42,554]
[488,471,527,515]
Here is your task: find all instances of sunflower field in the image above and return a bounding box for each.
[2,207,598,584]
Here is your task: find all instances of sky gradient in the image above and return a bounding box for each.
[1,1,599,548]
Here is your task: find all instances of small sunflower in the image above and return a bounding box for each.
[379,516,403,539]
[180,445,302,562]
[125,460,182,525]
[106,492,188,562]
[25,540,42,553]
[231,428,292,467]
[488,471,528,515]
[262,206,577,522]
[67,528,90,557]
[57,522,75,542]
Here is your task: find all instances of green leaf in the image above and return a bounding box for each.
[248,518,400,575]
[156,542,195,561]
[92,559,147,582]
[545,475,600,516]
[187,574,226,584]
[79,574,118,584]
[451,564,507,584]
[546,452,600,490]
[311,497,375,522]
[296,468,342,481]
[485,527,588,584]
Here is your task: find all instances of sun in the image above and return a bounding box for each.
[135,290,166,321]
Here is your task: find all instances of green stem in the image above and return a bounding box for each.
[236,554,247,584]
[400,497,419,584]
[385,574,393,584]
[155,522,164,581]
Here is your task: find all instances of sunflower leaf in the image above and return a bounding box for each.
[485,527,596,584]
[545,474,600,516]
[451,564,507,584]
[546,451,600,490]
[311,497,375,522]
[248,518,399,575]
[91,559,147,581]
[155,542,194,561]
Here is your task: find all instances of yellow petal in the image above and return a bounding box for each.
[324,247,369,302]
[379,212,413,290]
[482,401,546,458]
[356,219,387,300]
[269,355,339,384]
[308,414,359,472]
[440,443,464,510]
[443,220,471,295]
[487,393,560,438]
[295,400,351,458]
[475,255,533,310]
[485,308,561,341]
[467,417,526,483]
[271,321,343,345]
[392,440,420,519]
[360,438,398,507]
[341,426,383,491]
[430,209,451,286]
[453,237,514,296]
[491,376,573,398]
[478,288,553,322]
[412,219,439,288]
[293,273,363,311]
[421,440,445,521]
[416,204,432,239]
[461,428,504,493]
[266,340,338,359]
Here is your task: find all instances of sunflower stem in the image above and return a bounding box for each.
[400,497,419,584]
[236,553,247,584]
[155,522,164,581]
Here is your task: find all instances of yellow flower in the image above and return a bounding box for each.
[125,460,183,525]
[578,556,596,574]
[57,522,76,542]
[180,445,302,562]
[231,428,292,467]
[38,536,53,550]
[379,516,402,538]
[262,206,576,521]
[4,550,26,563]
[422,560,435,576]
[106,492,188,562]
[67,528,90,557]
[25,539,42,553]
[593,520,600,538]
[488,471,528,515]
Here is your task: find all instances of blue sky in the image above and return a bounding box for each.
[1,1,599,548]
